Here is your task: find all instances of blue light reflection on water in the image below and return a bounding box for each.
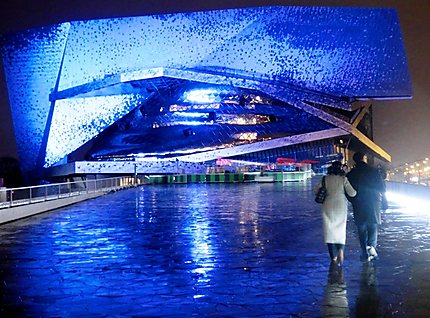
[0,182,328,316]
[1,182,430,316]
[181,187,215,299]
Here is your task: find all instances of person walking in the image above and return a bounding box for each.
[346,152,386,262]
[315,161,357,264]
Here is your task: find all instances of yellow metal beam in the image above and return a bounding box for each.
[351,103,371,127]
[351,127,391,162]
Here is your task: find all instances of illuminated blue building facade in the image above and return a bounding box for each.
[0,6,411,180]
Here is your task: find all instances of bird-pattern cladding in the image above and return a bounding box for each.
[0,6,411,174]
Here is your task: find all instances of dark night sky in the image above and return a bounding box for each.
[0,0,428,167]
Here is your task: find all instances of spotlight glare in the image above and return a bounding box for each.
[386,191,430,215]
[183,89,219,104]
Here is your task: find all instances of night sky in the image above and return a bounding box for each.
[0,0,428,167]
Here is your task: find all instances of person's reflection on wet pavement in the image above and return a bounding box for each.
[355,262,380,317]
[323,262,349,317]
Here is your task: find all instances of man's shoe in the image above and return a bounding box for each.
[367,255,376,262]
[367,246,378,258]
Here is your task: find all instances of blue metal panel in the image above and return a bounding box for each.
[1,24,70,174]
[0,6,411,175]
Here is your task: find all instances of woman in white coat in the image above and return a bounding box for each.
[315,161,357,264]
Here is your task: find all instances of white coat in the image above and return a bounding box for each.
[315,175,357,244]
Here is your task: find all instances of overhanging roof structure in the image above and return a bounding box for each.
[0,6,411,178]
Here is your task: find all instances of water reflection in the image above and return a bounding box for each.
[355,262,380,318]
[3,181,428,316]
[238,185,262,251]
[323,263,349,317]
[182,187,216,299]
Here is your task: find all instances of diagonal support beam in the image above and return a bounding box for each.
[351,103,371,127]
[282,99,391,162]
[51,67,352,110]
[164,68,351,110]
[286,100,352,131]
[175,128,349,162]
[351,127,391,162]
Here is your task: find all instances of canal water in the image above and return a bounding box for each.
[1,180,430,317]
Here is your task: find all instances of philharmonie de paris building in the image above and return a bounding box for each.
[0,6,411,184]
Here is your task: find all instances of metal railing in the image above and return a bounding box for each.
[0,176,136,210]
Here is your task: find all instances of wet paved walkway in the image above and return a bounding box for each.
[1,180,430,317]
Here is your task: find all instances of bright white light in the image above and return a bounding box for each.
[386,191,430,215]
[229,159,267,166]
[171,111,211,126]
[173,112,206,118]
[234,132,257,141]
[183,89,219,104]
[175,121,205,126]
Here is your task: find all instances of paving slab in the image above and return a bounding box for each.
[0,181,429,317]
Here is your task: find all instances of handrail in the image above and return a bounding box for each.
[0,176,138,210]
[3,176,128,192]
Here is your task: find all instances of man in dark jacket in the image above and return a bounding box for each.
[347,152,386,262]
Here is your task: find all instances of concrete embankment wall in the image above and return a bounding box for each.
[0,192,106,225]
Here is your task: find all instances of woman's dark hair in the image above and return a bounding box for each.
[328,161,344,175]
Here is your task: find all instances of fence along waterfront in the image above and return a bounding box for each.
[0,177,136,210]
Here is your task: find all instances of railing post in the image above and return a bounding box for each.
[0,176,142,212]
[0,188,6,205]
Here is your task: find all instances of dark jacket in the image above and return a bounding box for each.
[346,161,386,225]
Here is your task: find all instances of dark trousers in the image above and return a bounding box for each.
[357,223,378,258]
[327,243,344,259]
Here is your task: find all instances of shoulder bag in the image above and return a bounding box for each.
[315,176,327,204]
